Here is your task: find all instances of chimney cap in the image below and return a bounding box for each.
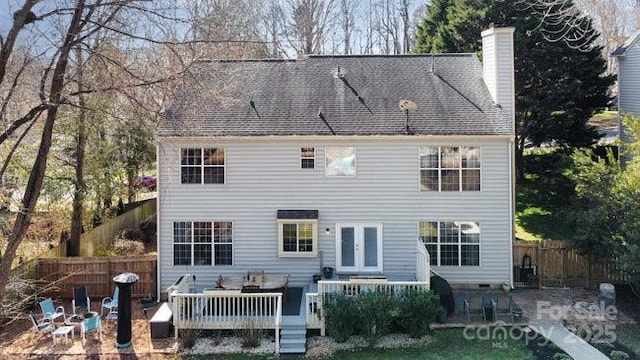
[481,26,515,37]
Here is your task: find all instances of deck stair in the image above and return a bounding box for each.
[280,317,306,354]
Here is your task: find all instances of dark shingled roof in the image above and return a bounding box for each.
[611,31,640,57]
[277,210,319,219]
[157,55,513,137]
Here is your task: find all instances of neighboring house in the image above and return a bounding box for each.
[155,26,516,298]
[612,31,640,153]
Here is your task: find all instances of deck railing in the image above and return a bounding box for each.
[309,279,430,335]
[305,292,321,329]
[171,291,282,352]
[416,238,431,283]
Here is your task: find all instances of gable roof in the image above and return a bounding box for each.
[157,55,512,138]
[611,32,640,57]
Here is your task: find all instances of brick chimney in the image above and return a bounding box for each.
[481,26,515,127]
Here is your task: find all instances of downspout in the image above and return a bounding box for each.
[509,138,515,288]
[156,143,162,302]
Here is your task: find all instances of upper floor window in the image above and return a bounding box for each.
[419,221,480,266]
[301,147,315,169]
[419,146,480,191]
[326,147,356,177]
[181,148,225,184]
[173,221,233,266]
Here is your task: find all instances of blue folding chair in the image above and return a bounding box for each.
[39,298,65,323]
[29,312,55,335]
[81,315,102,345]
[101,287,119,320]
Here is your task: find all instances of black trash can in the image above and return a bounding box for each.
[113,272,139,348]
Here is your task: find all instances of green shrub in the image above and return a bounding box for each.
[357,291,397,346]
[594,341,615,355]
[610,350,630,360]
[552,353,571,360]
[323,294,360,342]
[397,289,441,337]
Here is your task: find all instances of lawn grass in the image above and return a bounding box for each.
[516,148,575,242]
[178,329,560,359]
[325,329,537,360]
[615,326,640,355]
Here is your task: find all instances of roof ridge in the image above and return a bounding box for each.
[306,53,475,58]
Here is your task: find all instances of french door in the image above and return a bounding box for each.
[336,223,383,273]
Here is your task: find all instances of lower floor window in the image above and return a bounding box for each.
[419,221,480,266]
[173,221,233,266]
[278,220,318,257]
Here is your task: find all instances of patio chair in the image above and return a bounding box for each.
[81,315,102,345]
[72,285,91,315]
[491,295,516,323]
[39,298,65,323]
[101,287,119,321]
[463,294,486,322]
[29,312,55,335]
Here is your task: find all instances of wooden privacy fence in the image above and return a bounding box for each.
[37,256,156,299]
[513,240,625,288]
[79,198,156,256]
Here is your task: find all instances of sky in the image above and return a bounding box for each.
[0,1,14,33]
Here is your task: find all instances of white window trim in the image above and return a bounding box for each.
[179,147,226,185]
[325,146,357,177]
[172,221,234,266]
[300,147,315,170]
[418,146,482,192]
[418,221,481,267]
[277,219,318,257]
[335,223,383,273]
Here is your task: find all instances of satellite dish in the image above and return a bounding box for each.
[398,99,418,113]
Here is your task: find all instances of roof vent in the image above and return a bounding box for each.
[249,99,260,118]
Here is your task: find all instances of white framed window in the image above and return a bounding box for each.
[181,148,225,184]
[325,147,356,177]
[277,219,318,257]
[419,146,480,191]
[173,221,233,266]
[301,147,315,169]
[419,221,480,266]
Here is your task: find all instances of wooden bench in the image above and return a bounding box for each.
[150,302,173,339]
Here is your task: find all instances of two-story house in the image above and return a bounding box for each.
[612,31,640,156]
[155,26,516,298]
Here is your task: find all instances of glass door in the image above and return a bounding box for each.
[336,224,382,273]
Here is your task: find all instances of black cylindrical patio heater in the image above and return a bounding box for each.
[113,272,139,348]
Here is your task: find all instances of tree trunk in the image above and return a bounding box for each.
[516,135,526,183]
[69,46,87,257]
[0,1,85,297]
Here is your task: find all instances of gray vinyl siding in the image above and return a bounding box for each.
[495,34,515,127]
[619,40,640,145]
[157,137,513,290]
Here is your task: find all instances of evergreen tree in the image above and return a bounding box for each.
[414,0,615,180]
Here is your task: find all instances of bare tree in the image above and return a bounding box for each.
[282,0,337,55]
[400,0,412,53]
[0,0,271,297]
[577,0,640,75]
[187,0,271,59]
[339,0,360,54]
